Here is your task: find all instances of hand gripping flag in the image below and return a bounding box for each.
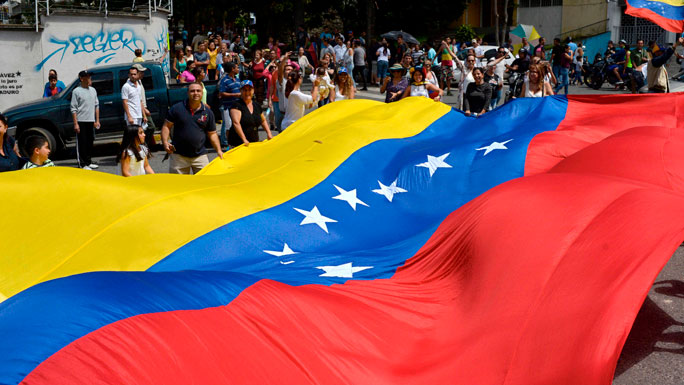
[625,0,684,33]
[2,94,684,384]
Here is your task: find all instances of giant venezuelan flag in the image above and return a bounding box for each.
[626,0,684,33]
[2,94,684,384]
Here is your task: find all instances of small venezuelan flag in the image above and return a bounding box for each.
[626,0,684,33]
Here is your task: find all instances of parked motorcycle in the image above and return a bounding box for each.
[588,54,623,90]
[505,71,524,102]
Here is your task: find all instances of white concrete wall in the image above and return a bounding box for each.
[0,11,169,112]
[0,30,43,110]
[517,6,563,41]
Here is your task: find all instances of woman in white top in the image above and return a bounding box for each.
[297,47,314,77]
[331,67,355,101]
[376,39,391,82]
[343,40,355,87]
[118,124,154,177]
[282,72,320,130]
[402,67,443,99]
[529,56,557,86]
[521,64,554,98]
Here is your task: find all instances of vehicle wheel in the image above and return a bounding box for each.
[590,74,603,90]
[18,127,58,157]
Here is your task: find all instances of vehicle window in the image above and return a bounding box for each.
[141,70,154,90]
[90,72,114,96]
[119,69,154,90]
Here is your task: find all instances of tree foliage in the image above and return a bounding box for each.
[172,0,469,43]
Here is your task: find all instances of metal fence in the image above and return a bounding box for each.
[619,9,667,45]
[618,25,667,45]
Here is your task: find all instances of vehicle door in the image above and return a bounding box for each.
[90,71,122,134]
[58,80,80,136]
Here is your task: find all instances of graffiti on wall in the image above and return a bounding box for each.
[35,28,146,71]
[0,71,24,96]
[155,27,170,78]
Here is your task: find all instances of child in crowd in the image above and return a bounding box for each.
[133,48,144,62]
[117,124,154,177]
[22,136,55,169]
[314,67,335,103]
[43,74,64,98]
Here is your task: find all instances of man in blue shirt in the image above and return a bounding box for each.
[319,26,333,41]
[219,62,241,149]
[609,40,628,86]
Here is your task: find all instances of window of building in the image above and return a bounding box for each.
[519,0,562,7]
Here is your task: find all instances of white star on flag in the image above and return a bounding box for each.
[476,139,513,156]
[372,180,407,202]
[316,262,373,278]
[416,153,452,176]
[263,243,298,257]
[332,185,369,210]
[294,206,337,233]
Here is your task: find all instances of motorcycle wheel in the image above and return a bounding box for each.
[590,74,603,90]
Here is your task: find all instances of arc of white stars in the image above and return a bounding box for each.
[372,180,407,202]
[316,262,373,278]
[476,139,513,156]
[294,206,337,233]
[332,185,369,210]
[416,153,452,176]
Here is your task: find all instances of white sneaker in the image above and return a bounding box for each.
[88,163,99,169]
[82,166,92,170]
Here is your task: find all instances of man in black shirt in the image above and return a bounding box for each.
[506,49,530,74]
[550,38,564,86]
[162,83,223,174]
[394,35,408,65]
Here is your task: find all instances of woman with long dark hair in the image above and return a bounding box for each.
[0,113,21,172]
[117,124,154,176]
[282,72,320,130]
[171,49,187,83]
[463,67,492,117]
[402,67,442,99]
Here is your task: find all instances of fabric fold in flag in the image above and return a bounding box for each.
[1,94,684,384]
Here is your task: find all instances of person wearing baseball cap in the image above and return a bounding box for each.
[647,37,684,93]
[227,79,272,147]
[381,63,409,103]
[70,69,100,170]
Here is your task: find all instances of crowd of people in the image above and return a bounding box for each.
[7,24,684,177]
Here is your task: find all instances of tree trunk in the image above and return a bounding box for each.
[494,0,500,46]
[501,0,509,46]
[294,0,304,29]
[366,0,375,42]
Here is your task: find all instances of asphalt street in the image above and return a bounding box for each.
[52,81,684,384]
